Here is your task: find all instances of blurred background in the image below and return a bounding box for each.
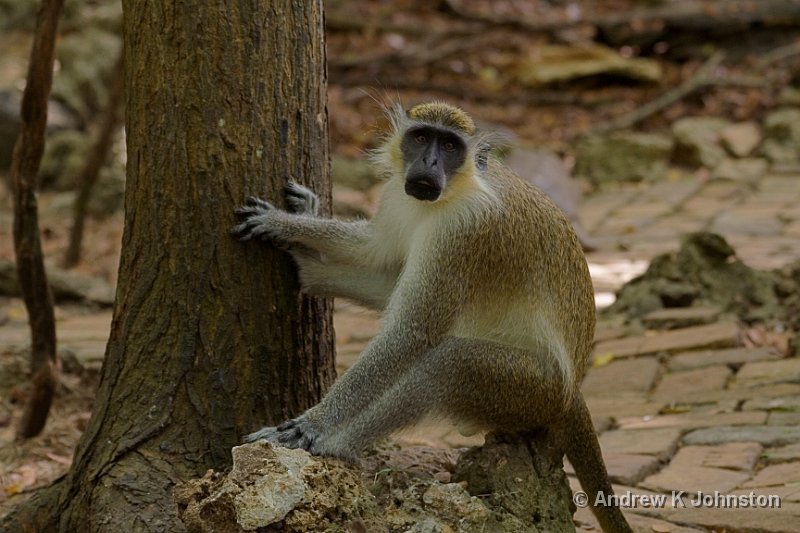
[2,1,800,528]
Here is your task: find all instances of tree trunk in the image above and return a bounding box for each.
[3,1,334,531]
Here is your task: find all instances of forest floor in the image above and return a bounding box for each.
[2,162,800,531]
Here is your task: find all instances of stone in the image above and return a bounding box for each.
[581,357,661,396]
[681,383,800,405]
[761,107,800,164]
[720,121,762,157]
[641,464,750,494]
[684,425,800,447]
[585,396,665,419]
[574,132,672,185]
[667,347,779,371]
[565,453,661,486]
[711,157,768,183]
[670,442,763,471]
[617,410,767,431]
[602,453,662,486]
[175,441,384,532]
[742,395,800,412]
[741,462,800,488]
[672,116,730,168]
[647,505,800,533]
[763,443,800,464]
[731,359,800,389]
[768,411,800,426]
[593,322,740,359]
[651,366,732,402]
[710,210,783,237]
[599,428,682,460]
[641,306,721,329]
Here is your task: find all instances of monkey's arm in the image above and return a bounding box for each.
[244,237,465,457]
[292,252,396,311]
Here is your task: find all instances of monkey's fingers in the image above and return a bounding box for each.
[230,219,272,242]
[245,196,274,210]
[284,182,319,216]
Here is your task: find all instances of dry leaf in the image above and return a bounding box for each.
[592,353,615,367]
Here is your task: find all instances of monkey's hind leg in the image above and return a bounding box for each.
[316,337,570,458]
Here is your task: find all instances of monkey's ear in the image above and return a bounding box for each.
[475,142,491,171]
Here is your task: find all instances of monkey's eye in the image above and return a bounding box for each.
[442,141,456,152]
[415,134,427,144]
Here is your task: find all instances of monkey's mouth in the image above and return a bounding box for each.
[405,176,442,202]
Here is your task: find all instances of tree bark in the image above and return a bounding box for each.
[11,0,63,440]
[3,1,334,531]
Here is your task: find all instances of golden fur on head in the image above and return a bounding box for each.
[406,101,476,135]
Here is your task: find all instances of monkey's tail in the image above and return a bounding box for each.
[558,392,633,533]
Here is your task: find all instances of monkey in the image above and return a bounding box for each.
[232,102,632,533]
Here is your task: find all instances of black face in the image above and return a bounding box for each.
[401,126,467,201]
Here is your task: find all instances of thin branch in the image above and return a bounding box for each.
[11,0,64,439]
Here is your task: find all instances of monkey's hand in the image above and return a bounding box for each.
[231,196,285,244]
[231,183,320,244]
[242,412,322,454]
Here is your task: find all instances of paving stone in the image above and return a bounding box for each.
[710,210,784,237]
[768,411,800,426]
[644,505,800,533]
[730,485,800,504]
[684,425,800,447]
[581,189,641,231]
[594,322,740,359]
[679,383,800,405]
[641,463,750,494]
[641,306,721,329]
[731,359,800,389]
[585,396,665,419]
[617,410,767,432]
[741,462,800,488]
[593,324,629,343]
[763,443,800,465]
[582,357,661,396]
[743,395,800,412]
[639,178,703,205]
[695,180,748,200]
[651,366,732,402]
[636,215,710,239]
[599,428,682,460]
[712,157,768,183]
[670,442,763,471]
[566,453,661,486]
[784,220,800,237]
[667,347,780,371]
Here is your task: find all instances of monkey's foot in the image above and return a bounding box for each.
[284,182,319,216]
[242,415,320,453]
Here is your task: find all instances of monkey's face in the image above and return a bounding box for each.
[401,126,467,202]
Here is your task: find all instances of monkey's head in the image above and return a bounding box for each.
[400,102,476,202]
[374,101,489,203]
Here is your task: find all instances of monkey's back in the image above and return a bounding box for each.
[450,159,595,384]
